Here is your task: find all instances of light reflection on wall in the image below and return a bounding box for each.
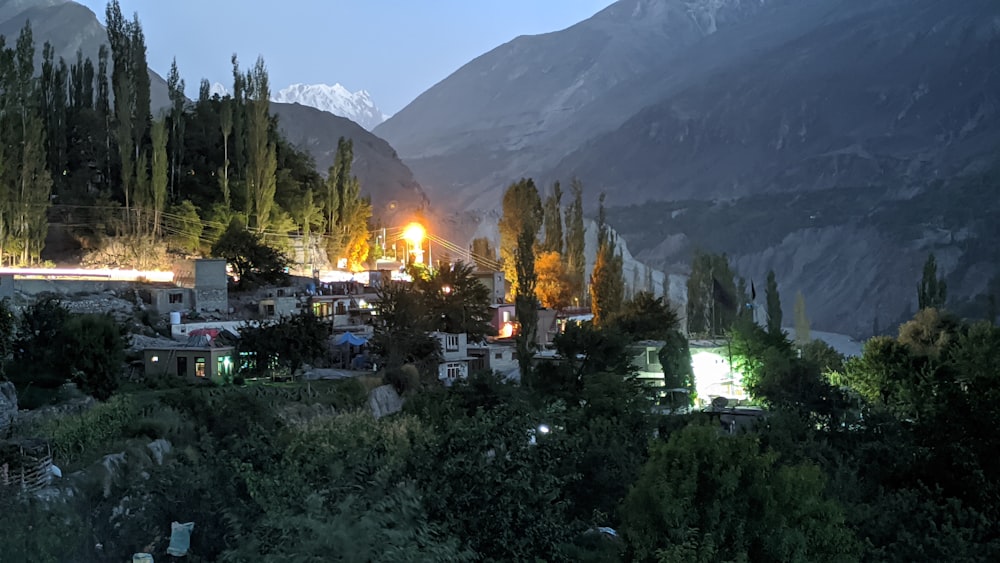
[691,351,746,401]
[0,268,174,282]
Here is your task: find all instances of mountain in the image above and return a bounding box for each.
[0,0,171,109]
[273,83,387,131]
[209,81,228,98]
[272,102,427,220]
[377,0,1000,336]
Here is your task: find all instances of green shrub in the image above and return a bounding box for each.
[42,394,143,465]
[383,364,421,395]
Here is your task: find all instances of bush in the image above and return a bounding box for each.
[383,364,421,395]
[42,394,144,466]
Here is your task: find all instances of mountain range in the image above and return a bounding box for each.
[377,0,1000,336]
[273,83,387,131]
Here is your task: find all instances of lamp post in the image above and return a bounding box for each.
[402,222,426,265]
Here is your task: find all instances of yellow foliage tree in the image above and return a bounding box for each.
[535,251,573,310]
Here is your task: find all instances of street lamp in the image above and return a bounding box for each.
[402,222,426,264]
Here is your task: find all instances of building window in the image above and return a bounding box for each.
[217,355,232,378]
[195,357,206,378]
[150,355,159,363]
[336,301,347,315]
[445,334,459,351]
[494,352,502,360]
[647,350,659,366]
[446,362,463,379]
[169,293,183,304]
[265,304,275,317]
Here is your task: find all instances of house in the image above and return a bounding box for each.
[689,339,746,402]
[259,293,298,320]
[490,304,517,339]
[309,294,376,328]
[432,332,475,386]
[143,343,236,384]
[473,270,506,304]
[144,258,230,315]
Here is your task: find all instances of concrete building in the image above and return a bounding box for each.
[143,344,236,384]
[259,293,299,320]
[192,259,229,313]
[474,271,506,305]
[432,332,475,386]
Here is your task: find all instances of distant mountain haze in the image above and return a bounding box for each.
[378,0,1000,336]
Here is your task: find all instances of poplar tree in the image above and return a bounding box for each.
[499,178,542,296]
[219,97,233,205]
[514,221,538,380]
[589,193,624,325]
[107,0,134,226]
[150,117,168,236]
[324,138,371,270]
[166,58,185,200]
[917,253,947,310]
[542,181,563,254]
[563,178,586,303]
[765,270,782,335]
[794,291,811,347]
[245,56,276,232]
[230,54,247,178]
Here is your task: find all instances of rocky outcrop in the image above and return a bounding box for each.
[0,382,16,437]
[368,385,404,420]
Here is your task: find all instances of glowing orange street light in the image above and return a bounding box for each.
[402,222,425,245]
[402,222,427,264]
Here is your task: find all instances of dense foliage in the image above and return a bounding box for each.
[0,3,372,270]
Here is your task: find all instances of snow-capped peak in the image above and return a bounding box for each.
[272,83,387,130]
[209,82,229,98]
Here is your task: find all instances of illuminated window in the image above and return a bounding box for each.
[195,357,206,378]
[151,355,159,363]
[217,355,232,377]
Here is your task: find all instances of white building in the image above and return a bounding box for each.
[432,332,475,386]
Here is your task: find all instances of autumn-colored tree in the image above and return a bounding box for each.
[535,251,573,310]
[499,178,542,297]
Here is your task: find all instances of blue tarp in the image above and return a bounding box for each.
[333,332,368,346]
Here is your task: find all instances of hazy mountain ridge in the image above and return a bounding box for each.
[273,83,386,131]
[378,0,1000,336]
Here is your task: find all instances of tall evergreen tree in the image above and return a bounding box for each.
[564,178,586,303]
[918,253,947,310]
[794,290,811,347]
[499,178,542,297]
[686,251,739,336]
[590,193,624,325]
[323,137,370,269]
[765,270,782,335]
[218,97,233,205]
[150,117,168,237]
[469,237,497,271]
[230,53,247,178]
[244,56,276,232]
[542,181,563,254]
[514,221,538,380]
[166,58,185,200]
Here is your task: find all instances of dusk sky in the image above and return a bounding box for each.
[76,0,615,115]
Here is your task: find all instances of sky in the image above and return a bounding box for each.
[75,0,615,115]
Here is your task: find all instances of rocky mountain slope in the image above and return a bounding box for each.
[272,102,427,220]
[273,83,387,131]
[377,0,1000,336]
[0,0,171,109]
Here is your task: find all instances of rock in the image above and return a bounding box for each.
[368,385,403,420]
[0,381,17,437]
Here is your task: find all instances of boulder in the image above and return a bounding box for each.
[0,381,16,437]
[368,385,403,420]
